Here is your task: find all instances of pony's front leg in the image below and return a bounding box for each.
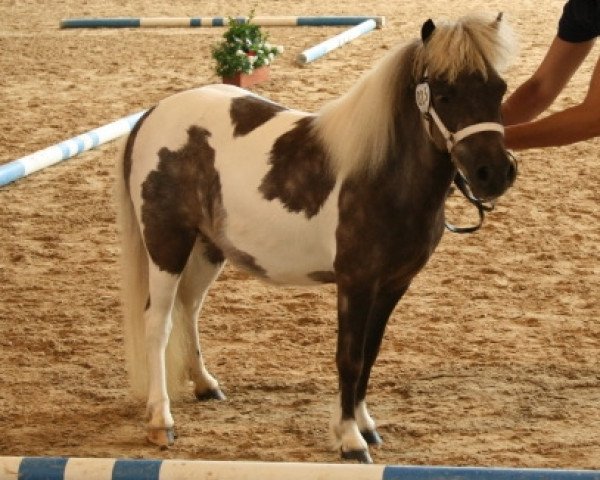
[332,288,373,464]
[145,266,180,447]
[355,285,408,445]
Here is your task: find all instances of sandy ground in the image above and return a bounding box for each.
[1,0,599,469]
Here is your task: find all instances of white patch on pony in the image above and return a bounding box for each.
[129,84,339,285]
[143,264,181,428]
[339,420,369,453]
[209,102,339,285]
[330,395,369,452]
[355,400,376,433]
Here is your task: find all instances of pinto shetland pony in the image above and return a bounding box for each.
[117,14,517,463]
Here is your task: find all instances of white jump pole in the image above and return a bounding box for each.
[296,19,377,64]
[2,457,600,480]
[60,16,386,29]
[0,110,146,188]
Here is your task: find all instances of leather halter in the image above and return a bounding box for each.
[415,74,505,233]
[415,77,505,152]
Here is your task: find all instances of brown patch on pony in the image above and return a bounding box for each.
[141,126,224,275]
[230,95,286,137]
[334,157,452,292]
[198,232,225,265]
[123,107,155,191]
[307,271,336,284]
[259,117,336,218]
[227,249,268,279]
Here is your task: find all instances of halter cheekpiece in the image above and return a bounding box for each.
[416,72,505,152]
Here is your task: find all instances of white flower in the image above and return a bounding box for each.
[248,55,257,64]
[264,59,270,66]
[236,49,245,56]
[265,42,272,50]
[276,45,284,53]
[268,53,274,61]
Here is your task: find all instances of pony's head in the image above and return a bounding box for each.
[316,12,518,199]
[413,13,518,201]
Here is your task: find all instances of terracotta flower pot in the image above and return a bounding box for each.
[222,66,270,88]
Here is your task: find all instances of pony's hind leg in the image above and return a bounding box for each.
[145,264,182,447]
[175,237,226,401]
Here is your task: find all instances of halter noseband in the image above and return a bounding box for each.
[415,75,505,151]
[415,73,505,234]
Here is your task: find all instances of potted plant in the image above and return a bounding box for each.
[212,15,283,88]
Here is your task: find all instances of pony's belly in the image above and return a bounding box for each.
[207,112,340,286]
[219,199,338,286]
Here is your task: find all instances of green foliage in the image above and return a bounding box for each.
[212,16,283,77]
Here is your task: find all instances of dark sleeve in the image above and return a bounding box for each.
[558,0,600,42]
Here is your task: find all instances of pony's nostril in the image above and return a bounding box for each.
[476,165,491,184]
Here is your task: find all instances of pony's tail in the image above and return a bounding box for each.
[115,131,192,401]
[115,137,150,400]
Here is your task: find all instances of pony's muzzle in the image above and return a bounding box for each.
[473,154,516,200]
[476,154,517,187]
[455,144,518,202]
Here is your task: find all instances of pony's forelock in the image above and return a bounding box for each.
[413,13,518,82]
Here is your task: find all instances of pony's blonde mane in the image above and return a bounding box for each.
[413,13,517,82]
[315,13,517,178]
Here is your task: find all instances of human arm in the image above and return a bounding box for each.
[502,38,600,149]
[502,37,594,125]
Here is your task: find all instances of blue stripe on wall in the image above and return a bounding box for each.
[74,137,86,154]
[112,459,162,480]
[190,17,201,27]
[89,131,101,148]
[58,142,71,160]
[211,17,225,26]
[382,466,600,480]
[19,457,68,480]
[297,16,371,26]
[0,161,26,187]
[61,18,141,28]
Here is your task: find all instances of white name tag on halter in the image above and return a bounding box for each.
[415,82,430,113]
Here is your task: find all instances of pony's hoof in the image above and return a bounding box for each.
[195,388,226,401]
[341,449,373,464]
[361,429,383,445]
[147,427,175,448]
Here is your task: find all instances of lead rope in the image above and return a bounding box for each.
[444,172,495,234]
[445,149,518,233]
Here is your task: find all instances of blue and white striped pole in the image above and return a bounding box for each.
[2,457,600,480]
[0,110,146,188]
[60,16,386,29]
[297,19,377,64]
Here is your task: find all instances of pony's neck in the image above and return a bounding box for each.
[314,41,421,179]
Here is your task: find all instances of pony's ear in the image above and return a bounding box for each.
[421,19,435,43]
[492,12,504,28]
